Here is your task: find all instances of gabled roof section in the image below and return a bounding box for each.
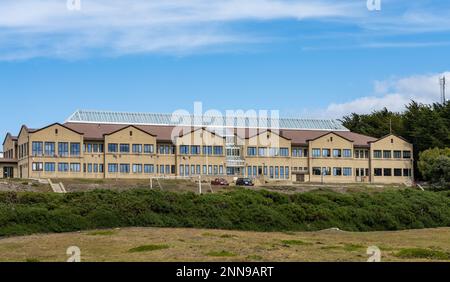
[176,127,226,139]
[31,123,84,136]
[245,129,292,141]
[66,110,349,131]
[2,133,18,146]
[368,133,411,144]
[103,125,157,137]
[306,131,355,143]
[18,125,33,139]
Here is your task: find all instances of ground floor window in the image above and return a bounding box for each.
[58,163,69,172]
[343,167,352,176]
[44,162,55,172]
[70,163,81,172]
[374,168,382,176]
[132,164,143,173]
[312,167,321,176]
[144,164,154,174]
[32,162,43,171]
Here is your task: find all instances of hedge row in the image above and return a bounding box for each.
[0,189,449,236]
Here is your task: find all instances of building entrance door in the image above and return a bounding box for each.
[3,167,14,178]
[296,174,305,182]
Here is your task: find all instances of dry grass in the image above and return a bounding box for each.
[0,227,449,262]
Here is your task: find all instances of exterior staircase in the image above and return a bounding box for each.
[48,179,67,194]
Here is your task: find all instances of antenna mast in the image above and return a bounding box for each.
[440,76,446,104]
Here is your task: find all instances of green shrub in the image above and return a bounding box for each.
[395,248,450,260]
[0,189,450,237]
[128,244,169,253]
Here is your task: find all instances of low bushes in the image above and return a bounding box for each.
[0,189,450,237]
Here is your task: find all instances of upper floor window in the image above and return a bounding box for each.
[258,147,267,157]
[292,148,302,157]
[373,150,382,158]
[312,149,321,158]
[203,146,213,155]
[120,144,130,153]
[279,148,289,157]
[343,149,352,158]
[269,148,279,157]
[322,149,331,158]
[44,142,55,156]
[58,142,69,157]
[132,144,142,154]
[70,143,81,156]
[247,147,257,156]
[383,150,392,159]
[191,145,201,155]
[403,151,412,159]
[213,146,223,156]
[333,149,342,158]
[180,145,189,155]
[108,143,118,153]
[32,141,43,156]
[393,150,402,159]
[144,144,154,154]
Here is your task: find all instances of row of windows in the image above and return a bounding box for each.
[311,167,412,177]
[247,147,290,157]
[246,165,290,180]
[312,167,353,176]
[31,142,81,157]
[18,142,28,159]
[373,150,412,159]
[179,146,224,156]
[32,162,82,172]
[179,164,225,176]
[4,148,14,159]
[107,143,155,154]
[312,149,353,158]
[374,168,411,177]
[84,143,105,153]
[292,148,309,158]
[354,150,370,159]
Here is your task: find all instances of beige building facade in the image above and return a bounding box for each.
[1,111,414,184]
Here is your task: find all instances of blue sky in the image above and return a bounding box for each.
[0,0,449,137]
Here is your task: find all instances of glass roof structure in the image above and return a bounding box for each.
[66,110,349,131]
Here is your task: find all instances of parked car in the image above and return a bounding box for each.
[235,178,254,186]
[211,178,229,186]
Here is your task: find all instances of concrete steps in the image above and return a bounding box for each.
[48,179,67,194]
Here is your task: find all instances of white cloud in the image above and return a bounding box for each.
[323,71,450,118]
[0,0,357,60]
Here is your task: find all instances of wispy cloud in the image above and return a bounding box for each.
[0,0,358,60]
[321,71,450,118]
[0,0,449,60]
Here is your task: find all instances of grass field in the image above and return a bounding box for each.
[0,227,449,262]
